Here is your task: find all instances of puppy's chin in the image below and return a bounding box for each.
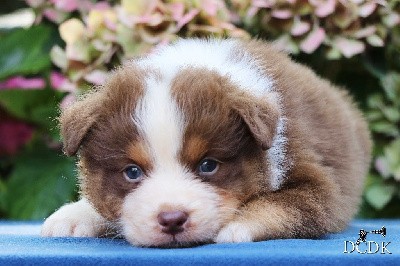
[119,171,239,247]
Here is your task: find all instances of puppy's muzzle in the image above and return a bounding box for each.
[157,210,189,235]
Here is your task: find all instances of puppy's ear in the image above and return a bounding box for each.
[60,91,103,156]
[230,92,280,150]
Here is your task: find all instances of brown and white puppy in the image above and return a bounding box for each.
[41,39,371,247]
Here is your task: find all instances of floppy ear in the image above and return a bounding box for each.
[230,92,280,150]
[60,91,103,156]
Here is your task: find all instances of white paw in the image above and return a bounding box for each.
[214,222,253,243]
[41,198,106,237]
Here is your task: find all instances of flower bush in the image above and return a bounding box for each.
[233,0,400,58]
[27,0,250,99]
[0,0,399,219]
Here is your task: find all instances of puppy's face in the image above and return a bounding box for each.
[61,65,279,246]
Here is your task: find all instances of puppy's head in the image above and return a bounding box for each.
[61,42,280,246]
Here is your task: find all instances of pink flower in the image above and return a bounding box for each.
[358,2,377,18]
[334,37,365,58]
[247,6,260,18]
[93,1,111,11]
[0,120,33,156]
[176,9,200,30]
[84,70,108,85]
[314,0,336,18]
[300,28,326,54]
[291,19,310,36]
[383,13,400,27]
[50,73,77,110]
[43,8,67,23]
[50,71,76,93]
[201,0,219,16]
[271,9,292,19]
[252,0,272,8]
[50,71,66,88]
[354,26,376,39]
[51,0,78,12]
[60,93,76,110]
[169,3,200,31]
[170,2,184,21]
[0,76,45,90]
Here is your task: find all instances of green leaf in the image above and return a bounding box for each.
[326,47,341,60]
[0,25,54,79]
[369,121,399,136]
[383,139,400,180]
[0,89,62,132]
[381,73,400,103]
[4,140,77,219]
[384,139,400,163]
[0,179,6,215]
[367,94,383,109]
[365,110,383,121]
[366,35,384,47]
[382,106,400,123]
[365,183,397,210]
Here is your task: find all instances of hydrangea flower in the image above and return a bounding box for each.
[232,0,399,58]
[27,0,249,97]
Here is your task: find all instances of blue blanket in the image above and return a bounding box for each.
[0,220,399,265]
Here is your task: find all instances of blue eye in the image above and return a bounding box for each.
[198,158,219,176]
[123,164,143,182]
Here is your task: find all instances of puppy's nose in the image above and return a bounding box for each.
[157,211,188,235]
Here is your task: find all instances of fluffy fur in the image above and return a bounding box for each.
[41,39,371,246]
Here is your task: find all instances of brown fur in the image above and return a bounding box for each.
[69,65,147,220]
[231,40,372,238]
[171,68,271,201]
[56,39,371,244]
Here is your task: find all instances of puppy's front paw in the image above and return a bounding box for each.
[41,199,106,237]
[214,222,253,243]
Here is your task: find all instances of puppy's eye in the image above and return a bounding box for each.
[198,158,219,176]
[123,164,143,182]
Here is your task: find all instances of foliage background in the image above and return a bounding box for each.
[0,0,399,220]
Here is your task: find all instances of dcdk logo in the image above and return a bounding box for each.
[343,226,392,254]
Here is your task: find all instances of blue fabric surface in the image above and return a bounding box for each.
[0,220,399,265]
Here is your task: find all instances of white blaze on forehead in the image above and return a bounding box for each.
[133,39,290,190]
[133,73,185,169]
[136,39,274,97]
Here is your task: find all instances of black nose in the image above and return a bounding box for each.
[157,211,188,235]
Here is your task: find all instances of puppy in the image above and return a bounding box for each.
[41,39,371,246]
